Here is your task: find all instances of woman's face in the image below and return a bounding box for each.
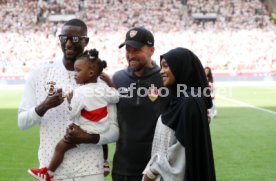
[160,58,175,87]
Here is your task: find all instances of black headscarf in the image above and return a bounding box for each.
[160,47,216,181]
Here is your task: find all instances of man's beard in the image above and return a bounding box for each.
[131,65,144,72]
[64,52,80,63]
[129,59,146,72]
[67,56,77,63]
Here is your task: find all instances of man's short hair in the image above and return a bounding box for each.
[64,19,87,35]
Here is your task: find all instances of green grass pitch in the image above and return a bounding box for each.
[0,85,275,181]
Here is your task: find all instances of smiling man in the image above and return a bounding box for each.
[112,27,170,181]
[18,19,119,181]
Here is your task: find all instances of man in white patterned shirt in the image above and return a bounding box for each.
[18,19,118,181]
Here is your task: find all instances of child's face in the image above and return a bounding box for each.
[74,58,95,84]
[160,58,175,87]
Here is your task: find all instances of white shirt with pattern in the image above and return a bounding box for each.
[18,60,118,180]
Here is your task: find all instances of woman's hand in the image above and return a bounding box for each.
[143,174,155,181]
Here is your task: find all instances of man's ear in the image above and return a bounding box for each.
[85,37,89,46]
[149,46,155,56]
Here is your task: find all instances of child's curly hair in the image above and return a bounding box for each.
[78,49,107,76]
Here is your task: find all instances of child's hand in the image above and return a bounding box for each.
[66,90,73,104]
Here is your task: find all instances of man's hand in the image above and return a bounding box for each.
[64,123,100,144]
[100,72,114,87]
[45,88,64,108]
[35,88,64,116]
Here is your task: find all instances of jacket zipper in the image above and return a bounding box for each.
[136,79,140,105]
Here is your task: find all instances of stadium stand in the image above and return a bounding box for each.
[0,0,275,81]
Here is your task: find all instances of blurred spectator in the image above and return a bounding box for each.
[0,0,275,78]
[205,66,217,122]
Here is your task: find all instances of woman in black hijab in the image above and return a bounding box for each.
[143,47,216,181]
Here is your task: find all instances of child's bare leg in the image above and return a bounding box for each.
[48,139,75,172]
[103,144,108,160]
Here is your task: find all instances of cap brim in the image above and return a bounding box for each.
[118,40,144,49]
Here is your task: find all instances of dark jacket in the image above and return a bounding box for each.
[112,61,169,176]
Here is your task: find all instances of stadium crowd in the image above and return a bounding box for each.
[0,0,276,78]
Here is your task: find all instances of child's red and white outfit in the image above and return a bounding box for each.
[69,82,119,134]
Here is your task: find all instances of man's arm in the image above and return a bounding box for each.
[97,104,119,144]
[18,68,64,130]
[18,68,42,130]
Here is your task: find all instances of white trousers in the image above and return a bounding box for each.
[54,174,104,181]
